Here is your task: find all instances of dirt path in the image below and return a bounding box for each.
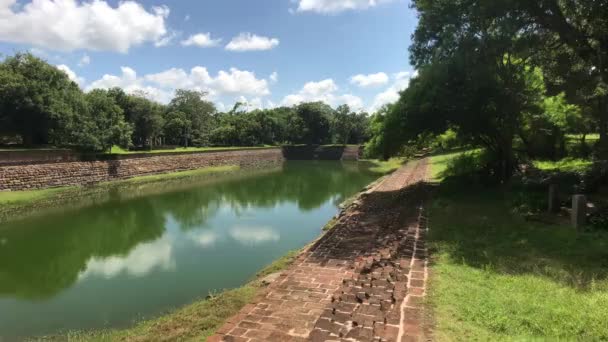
[209,159,431,342]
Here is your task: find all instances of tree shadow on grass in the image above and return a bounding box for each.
[428,178,608,290]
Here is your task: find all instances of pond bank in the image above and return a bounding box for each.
[210,159,431,341]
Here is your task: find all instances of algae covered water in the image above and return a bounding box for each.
[0,161,381,339]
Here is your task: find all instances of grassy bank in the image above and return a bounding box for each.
[427,154,608,340]
[108,146,276,155]
[362,157,405,174]
[0,187,75,206]
[50,251,299,342]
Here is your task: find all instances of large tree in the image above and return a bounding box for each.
[0,53,86,146]
[292,102,333,145]
[412,0,608,151]
[167,90,215,147]
[75,89,133,152]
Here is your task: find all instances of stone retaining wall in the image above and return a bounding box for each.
[0,148,283,191]
[282,145,361,160]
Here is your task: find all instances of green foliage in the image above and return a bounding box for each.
[293,102,332,144]
[0,53,86,146]
[431,128,461,151]
[167,89,215,147]
[74,89,132,152]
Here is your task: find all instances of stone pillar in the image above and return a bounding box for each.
[571,195,587,229]
[548,184,559,213]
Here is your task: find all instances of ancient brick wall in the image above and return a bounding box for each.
[0,148,284,191]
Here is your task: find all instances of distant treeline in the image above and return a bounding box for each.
[0,53,370,152]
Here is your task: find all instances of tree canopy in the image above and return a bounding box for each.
[0,53,370,152]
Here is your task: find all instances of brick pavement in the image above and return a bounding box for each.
[209,159,431,342]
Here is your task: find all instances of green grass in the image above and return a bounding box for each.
[0,187,73,205]
[428,149,480,182]
[533,157,594,173]
[566,133,600,143]
[108,145,276,155]
[362,158,405,174]
[427,152,608,341]
[51,251,299,342]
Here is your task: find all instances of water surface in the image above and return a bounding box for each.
[0,161,381,339]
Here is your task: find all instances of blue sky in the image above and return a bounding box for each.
[0,0,419,112]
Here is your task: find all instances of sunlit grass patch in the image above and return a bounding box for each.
[533,158,594,173]
[0,187,72,205]
[428,149,480,182]
[361,158,406,174]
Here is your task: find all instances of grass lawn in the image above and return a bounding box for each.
[108,145,276,154]
[427,154,608,341]
[362,158,406,174]
[55,251,299,342]
[533,157,594,173]
[0,187,74,205]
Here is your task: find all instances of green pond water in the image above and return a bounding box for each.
[0,161,382,340]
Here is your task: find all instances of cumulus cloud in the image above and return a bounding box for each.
[87,66,175,103]
[189,231,218,248]
[282,79,363,110]
[296,0,395,14]
[79,238,174,279]
[78,54,90,67]
[87,65,272,104]
[369,70,417,112]
[181,33,221,47]
[229,226,280,246]
[57,64,84,86]
[0,0,170,52]
[270,71,278,83]
[225,33,279,52]
[350,72,389,88]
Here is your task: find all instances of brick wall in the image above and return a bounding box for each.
[0,148,284,191]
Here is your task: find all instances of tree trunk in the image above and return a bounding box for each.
[599,96,608,157]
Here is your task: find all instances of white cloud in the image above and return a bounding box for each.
[339,94,364,110]
[87,65,271,104]
[236,96,265,111]
[282,79,363,110]
[189,231,218,248]
[184,14,190,22]
[296,0,395,13]
[57,64,84,85]
[350,72,388,88]
[370,70,417,112]
[181,32,221,47]
[225,33,279,52]
[87,66,174,103]
[78,54,90,67]
[79,237,174,279]
[0,0,170,52]
[270,71,278,83]
[155,30,179,47]
[229,226,280,246]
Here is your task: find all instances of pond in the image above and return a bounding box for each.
[0,161,382,339]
